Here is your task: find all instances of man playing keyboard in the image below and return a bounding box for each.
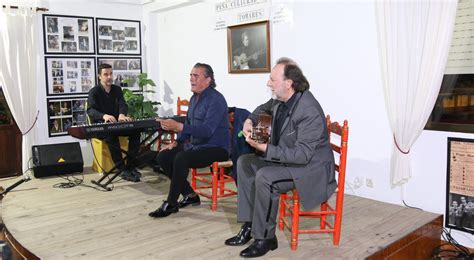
[87,63,141,182]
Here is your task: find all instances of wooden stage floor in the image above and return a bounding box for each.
[0,168,442,259]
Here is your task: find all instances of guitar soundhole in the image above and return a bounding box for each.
[251,114,272,144]
[251,125,270,143]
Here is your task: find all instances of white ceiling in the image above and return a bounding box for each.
[41,0,190,6]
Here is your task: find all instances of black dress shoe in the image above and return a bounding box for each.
[148,201,179,218]
[130,168,142,178]
[153,164,164,173]
[239,237,278,258]
[224,224,252,246]
[178,194,201,208]
[120,169,139,182]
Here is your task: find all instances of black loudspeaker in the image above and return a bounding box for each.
[32,142,83,178]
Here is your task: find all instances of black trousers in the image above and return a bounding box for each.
[157,144,229,204]
[102,131,141,169]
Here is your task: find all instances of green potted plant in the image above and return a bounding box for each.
[122,73,160,119]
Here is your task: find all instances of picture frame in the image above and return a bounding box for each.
[47,97,88,137]
[45,56,96,96]
[445,137,474,234]
[96,18,141,55]
[42,14,95,54]
[227,20,270,74]
[97,57,142,91]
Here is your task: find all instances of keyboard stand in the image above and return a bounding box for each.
[91,130,161,191]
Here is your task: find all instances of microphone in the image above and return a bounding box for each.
[1,175,31,196]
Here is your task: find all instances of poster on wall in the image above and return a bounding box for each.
[213,0,271,30]
[47,97,87,137]
[43,14,95,54]
[96,18,141,55]
[445,137,474,234]
[97,57,142,91]
[45,57,96,96]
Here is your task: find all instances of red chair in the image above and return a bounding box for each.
[278,115,349,250]
[156,97,189,149]
[191,111,237,211]
[176,97,189,116]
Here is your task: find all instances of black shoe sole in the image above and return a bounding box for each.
[148,208,178,218]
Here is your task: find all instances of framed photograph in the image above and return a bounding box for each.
[96,18,141,55]
[227,20,270,74]
[97,57,142,91]
[43,14,95,54]
[445,137,474,234]
[47,97,87,137]
[45,57,96,96]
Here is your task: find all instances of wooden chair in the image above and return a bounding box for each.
[191,111,237,211]
[176,97,189,116]
[278,115,349,250]
[156,97,189,149]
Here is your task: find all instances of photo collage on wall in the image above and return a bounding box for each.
[96,18,141,55]
[97,58,142,91]
[43,15,95,54]
[45,57,96,95]
[47,97,87,137]
[43,14,142,137]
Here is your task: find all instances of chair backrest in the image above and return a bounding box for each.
[326,115,349,200]
[177,97,189,116]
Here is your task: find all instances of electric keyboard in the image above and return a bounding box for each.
[67,118,160,140]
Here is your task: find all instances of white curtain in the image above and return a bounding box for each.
[375,1,458,187]
[0,4,38,175]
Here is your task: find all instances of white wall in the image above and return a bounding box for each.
[143,1,473,247]
[35,0,143,166]
[148,1,394,200]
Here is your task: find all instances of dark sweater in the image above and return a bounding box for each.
[87,84,128,123]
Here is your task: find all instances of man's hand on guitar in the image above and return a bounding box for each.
[103,114,117,123]
[245,134,267,153]
[242,118,267,152]
[242,119,253,138]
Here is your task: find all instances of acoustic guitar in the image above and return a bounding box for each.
[250,114,272,144]
[233,49,265,70]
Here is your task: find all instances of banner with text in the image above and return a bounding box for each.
[214,0,271,30]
